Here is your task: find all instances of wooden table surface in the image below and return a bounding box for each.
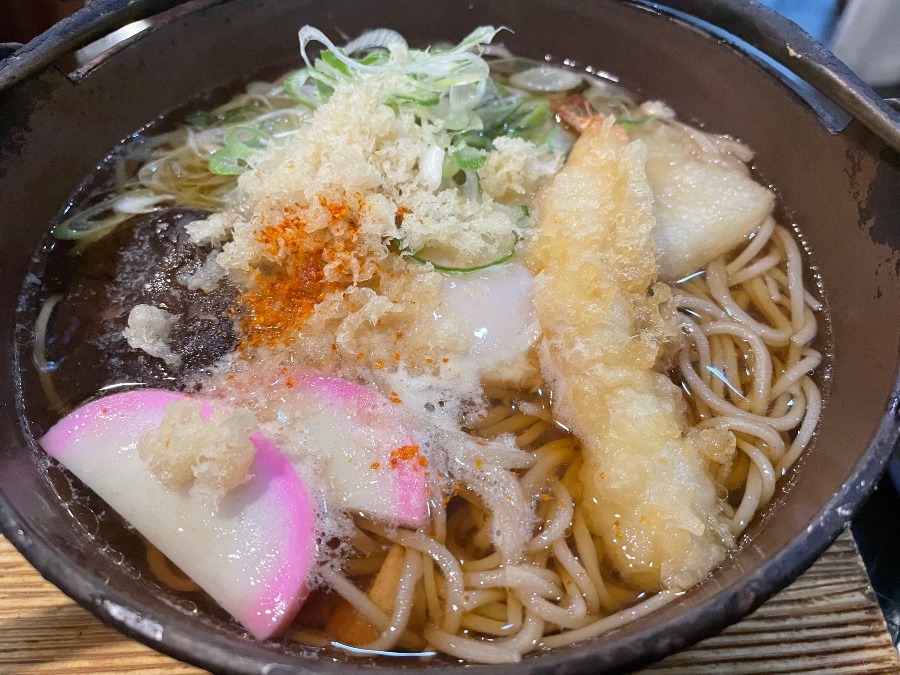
[1,530,897,674]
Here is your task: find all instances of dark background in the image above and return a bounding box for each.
[1,0,85,44]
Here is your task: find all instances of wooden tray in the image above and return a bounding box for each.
[1,530,896,674]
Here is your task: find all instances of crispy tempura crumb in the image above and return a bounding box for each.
[138,400,257,503]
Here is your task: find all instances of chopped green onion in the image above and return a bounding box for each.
[615,116,652,130]
[476,101,520,129]
[452,146,487,170]
[284,68,322,108]
[343,28,407,55]
[53,198,120,240]
[296,24,506,120]
[397,232,519,273]
[209,150,249,175]
[409,246,517,273]
[312,77,335,98]
[508,100,550,132]
[392,88,440,107]
[359,51,390,66]
[209,126,274,175]
[455,132,493,151]
[53,190,174,246]
[223,126,271,157]
[299,26,383,74]
[320,50,351,76]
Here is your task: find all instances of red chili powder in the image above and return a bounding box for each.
[389,444,420,469]
[236,196,375,350]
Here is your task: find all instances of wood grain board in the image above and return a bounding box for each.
[1,530,897,673]
[647,531,900,674]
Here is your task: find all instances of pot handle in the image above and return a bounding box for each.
[0,0,189,93]
[0,43,23,60]
[647,0,900,154]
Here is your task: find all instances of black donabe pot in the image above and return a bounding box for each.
[0,1,898,672]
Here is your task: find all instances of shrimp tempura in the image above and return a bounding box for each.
[528,117,735,591]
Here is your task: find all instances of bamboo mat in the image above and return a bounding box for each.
[1,530,897,674]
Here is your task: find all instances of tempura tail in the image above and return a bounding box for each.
[528,118,734,592]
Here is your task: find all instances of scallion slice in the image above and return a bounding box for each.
[53,190,174,247]
[409,247,517,273]
[615,116,652,130]
[452,146,487,170]
[400,233,519,273]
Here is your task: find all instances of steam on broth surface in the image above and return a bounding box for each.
[22,25,823,663]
